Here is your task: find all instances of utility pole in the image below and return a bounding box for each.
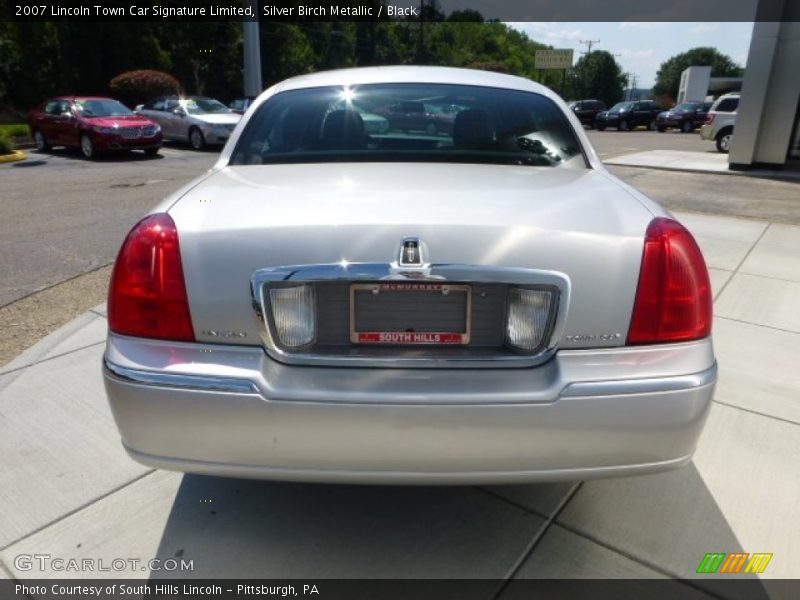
[243,0,262,98]
[627,73,638,100]
[579,39,600,55]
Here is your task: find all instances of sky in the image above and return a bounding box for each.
[508,23,754,89]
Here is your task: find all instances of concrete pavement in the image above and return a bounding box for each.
[606,149,800,181]
[1,211,798,593]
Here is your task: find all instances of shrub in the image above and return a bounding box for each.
[109,70,181,107]
[0,130,14,154]
[0,124,29,137]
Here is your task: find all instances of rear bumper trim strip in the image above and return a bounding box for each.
[103,359,259,394]
[561,362,717,397]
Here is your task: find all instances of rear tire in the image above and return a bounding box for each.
[596,124,606,131]
[33,129,50,151]
[681,120,694,133]
[144,147,160,157]
[657,125,667,132]
[716,129,733,153]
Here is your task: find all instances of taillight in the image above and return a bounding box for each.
[108,213,195,341]
[705,113,715,124]
[627,218,712,344]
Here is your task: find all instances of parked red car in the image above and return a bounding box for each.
[27,96,162,159]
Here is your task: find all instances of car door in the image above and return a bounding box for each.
[33,99,60,142]
[139,98,168,134]
[695,102,712,127]
[573,102,586,123]
[163,99,187,140]
[49,100,75,146]
[631,102,649,126]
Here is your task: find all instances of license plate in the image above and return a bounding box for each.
[350,283,471,345]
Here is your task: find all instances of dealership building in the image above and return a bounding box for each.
[729,3,800,170]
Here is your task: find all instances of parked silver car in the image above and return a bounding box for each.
[104,67,716,484]
[136,96,241,150]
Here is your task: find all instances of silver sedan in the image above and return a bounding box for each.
[136,96,240,150]
[104,67,716,484]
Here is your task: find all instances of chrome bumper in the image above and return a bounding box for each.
[103,333,716,484]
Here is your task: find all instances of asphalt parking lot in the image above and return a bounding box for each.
[1,131,799,594]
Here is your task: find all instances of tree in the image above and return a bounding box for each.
[567,51,627,107]
[653,47,742,102]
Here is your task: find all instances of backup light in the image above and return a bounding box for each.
[506,288,553,351]
[270,285,315,348]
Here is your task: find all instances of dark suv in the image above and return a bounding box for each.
[656,101,713,133]
[569,99,606,128]
[595,100,664,131]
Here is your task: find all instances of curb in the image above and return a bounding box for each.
[604,161,739,177]
[0,150,26,163]
[604,161,800,182]
[0,304,106,377]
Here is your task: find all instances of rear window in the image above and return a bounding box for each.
[230,83,586,169]
[715,97,739,112]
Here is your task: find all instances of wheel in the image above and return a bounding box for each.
[189,127,205,150]
[715,130,733,153]
[647,120,657,131]
[425,123,437,136]
[596,124,606,131]
[33,129,50,151]
[657,125,667,132]
[144,147,160,157]
[80,134,95,159]
[619,119,631,131]
[681,120,694,133]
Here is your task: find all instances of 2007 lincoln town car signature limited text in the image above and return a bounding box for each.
[103,66,717,484]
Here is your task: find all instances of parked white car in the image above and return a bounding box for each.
[136,96,241,150]
[700,93,739,153]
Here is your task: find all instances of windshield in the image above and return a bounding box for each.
[74,99,133,117]
[230,83,586,168]
[675,103,699,111]
[184,97,231,115]
[609,102,634,112]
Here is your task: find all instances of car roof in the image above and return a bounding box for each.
[271,66,561,101]
[53,96,114,102]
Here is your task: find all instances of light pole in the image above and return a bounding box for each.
[243,0,262,97]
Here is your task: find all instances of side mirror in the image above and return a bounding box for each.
[172,108,185,117]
